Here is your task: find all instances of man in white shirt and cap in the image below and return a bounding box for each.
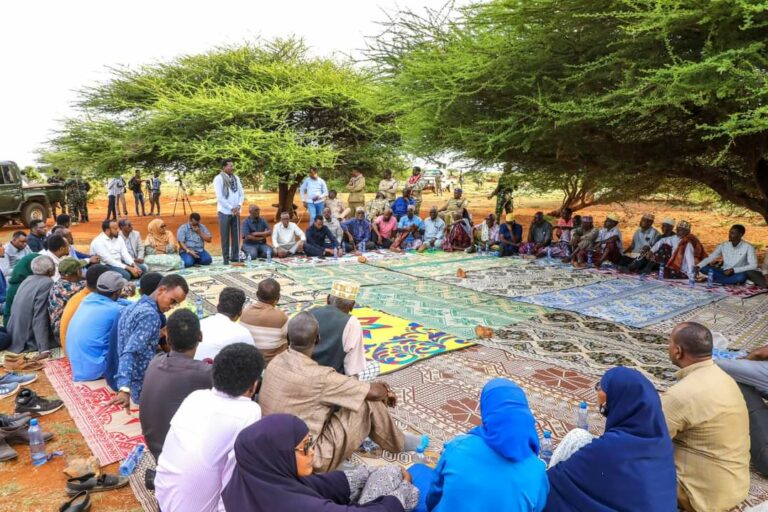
[309,280,378,381]
[271,212,306,258]
[213,158,244,265]
[624,213,660,258]
[593,213,623,267]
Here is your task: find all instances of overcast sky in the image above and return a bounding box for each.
[0,0,461,167]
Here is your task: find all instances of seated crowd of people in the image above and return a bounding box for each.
[0,172,766,511]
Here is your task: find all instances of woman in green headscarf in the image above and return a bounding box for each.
[3,253,40,323]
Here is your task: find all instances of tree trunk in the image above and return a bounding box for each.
[276,181,300,222]
[547,176,597,216]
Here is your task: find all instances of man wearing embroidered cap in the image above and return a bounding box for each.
[624,214,660,258]
[585,214,623,268]
[666,220,707,279]
[627,218,679,275]
[309,280,372,379]
[498,213,523,257]
[564,215,599,266]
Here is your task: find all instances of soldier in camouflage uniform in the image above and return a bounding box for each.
[64,178,82,222]
[406,167,427,216]
[79,180,91,222]
[488,171,516,220]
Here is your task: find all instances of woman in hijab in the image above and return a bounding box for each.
[409,378,548,512]
[3,252,40,322]
[222,414,418,512]
[143,218,183,271]
[545,367,677,511]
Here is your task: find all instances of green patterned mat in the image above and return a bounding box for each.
[358,282,546,339]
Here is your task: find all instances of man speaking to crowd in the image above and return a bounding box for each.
[214,158,244,265]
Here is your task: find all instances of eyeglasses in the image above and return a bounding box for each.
[295,434,315,456]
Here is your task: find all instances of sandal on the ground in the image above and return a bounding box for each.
[59,491,91,512]
[66,473,129,496]
[3,358,45,372]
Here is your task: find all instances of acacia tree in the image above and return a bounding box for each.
[43,38,402,218]
[371,0,768,219]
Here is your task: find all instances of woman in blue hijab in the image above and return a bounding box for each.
[545,367,677,511]
[410,378,549,511]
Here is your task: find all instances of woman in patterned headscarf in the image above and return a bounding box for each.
[143,218,183,271]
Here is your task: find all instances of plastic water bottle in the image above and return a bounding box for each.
[540,431,553,467]
[334,247,339,260]
[238,249,246,263]
[195,296,204,319]
[707,269,714,289]
[358,241,365,254]
[414,435,429,463]
[688,273,696,289]
[28,419,47,466]
[658,264,665,281]
[576,401,589,431]
[546,246,552,262]
[119,443,145,476]
[265,246,272,264]
[245,253,252,267]
[586,251,593,267]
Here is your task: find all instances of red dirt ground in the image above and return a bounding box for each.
[0,184,764,512]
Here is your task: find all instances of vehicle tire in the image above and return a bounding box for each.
[21,201,48,228]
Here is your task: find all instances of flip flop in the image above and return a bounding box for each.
[66,473,129,496]
[59,491,91,512]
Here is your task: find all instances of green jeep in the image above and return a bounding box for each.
[0,161,66,227]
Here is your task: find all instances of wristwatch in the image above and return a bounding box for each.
[119,387,130,394]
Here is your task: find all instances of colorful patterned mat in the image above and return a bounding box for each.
[437,264,606,298]
[277,249,410,267]
[281,264,411,290]
[353,307,474,375]
[367,253,525,277]
[357,282,545,339]
[44,358,143,466]
[519,277,725,327]
[649,295,768,351]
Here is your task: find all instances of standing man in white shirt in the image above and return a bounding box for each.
[272,212,305,258]
[90,220,146,280]
[115,174,128,217]
[106,177,120,221]
[696,224,760,286]
[196,287,254,361]
[299,166,328,223]
[213,158,244,265]
[155,342,264,512]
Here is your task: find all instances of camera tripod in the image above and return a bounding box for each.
[171,177,193,217]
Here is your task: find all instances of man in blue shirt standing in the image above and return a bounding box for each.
[66,270,129,381]
[300,167,329,223]
[342,207,374,252]
[109,274,189,410]
[177,212,213,268]
[241,204,272,259]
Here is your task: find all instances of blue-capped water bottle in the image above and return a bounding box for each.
[546,246,552,262]
[540,431,553,467]
[245,252,252,267]
[576,401,589,431]
[28,419,47,466]
[119,443,145,476]
[658,264,665,281]
[688,273,696,288]
[266,246,272,264]
[414,435,429,463]
[586,251,593,267]
[707,269,714,289]
[195,296,204,319]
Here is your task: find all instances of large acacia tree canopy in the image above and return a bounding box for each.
[370,0,768,219]
[44,38,402,187]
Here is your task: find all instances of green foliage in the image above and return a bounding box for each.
[371,0,768,219]
[43,38,403,189]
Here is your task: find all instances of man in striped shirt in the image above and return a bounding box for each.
[239,278,288,364]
